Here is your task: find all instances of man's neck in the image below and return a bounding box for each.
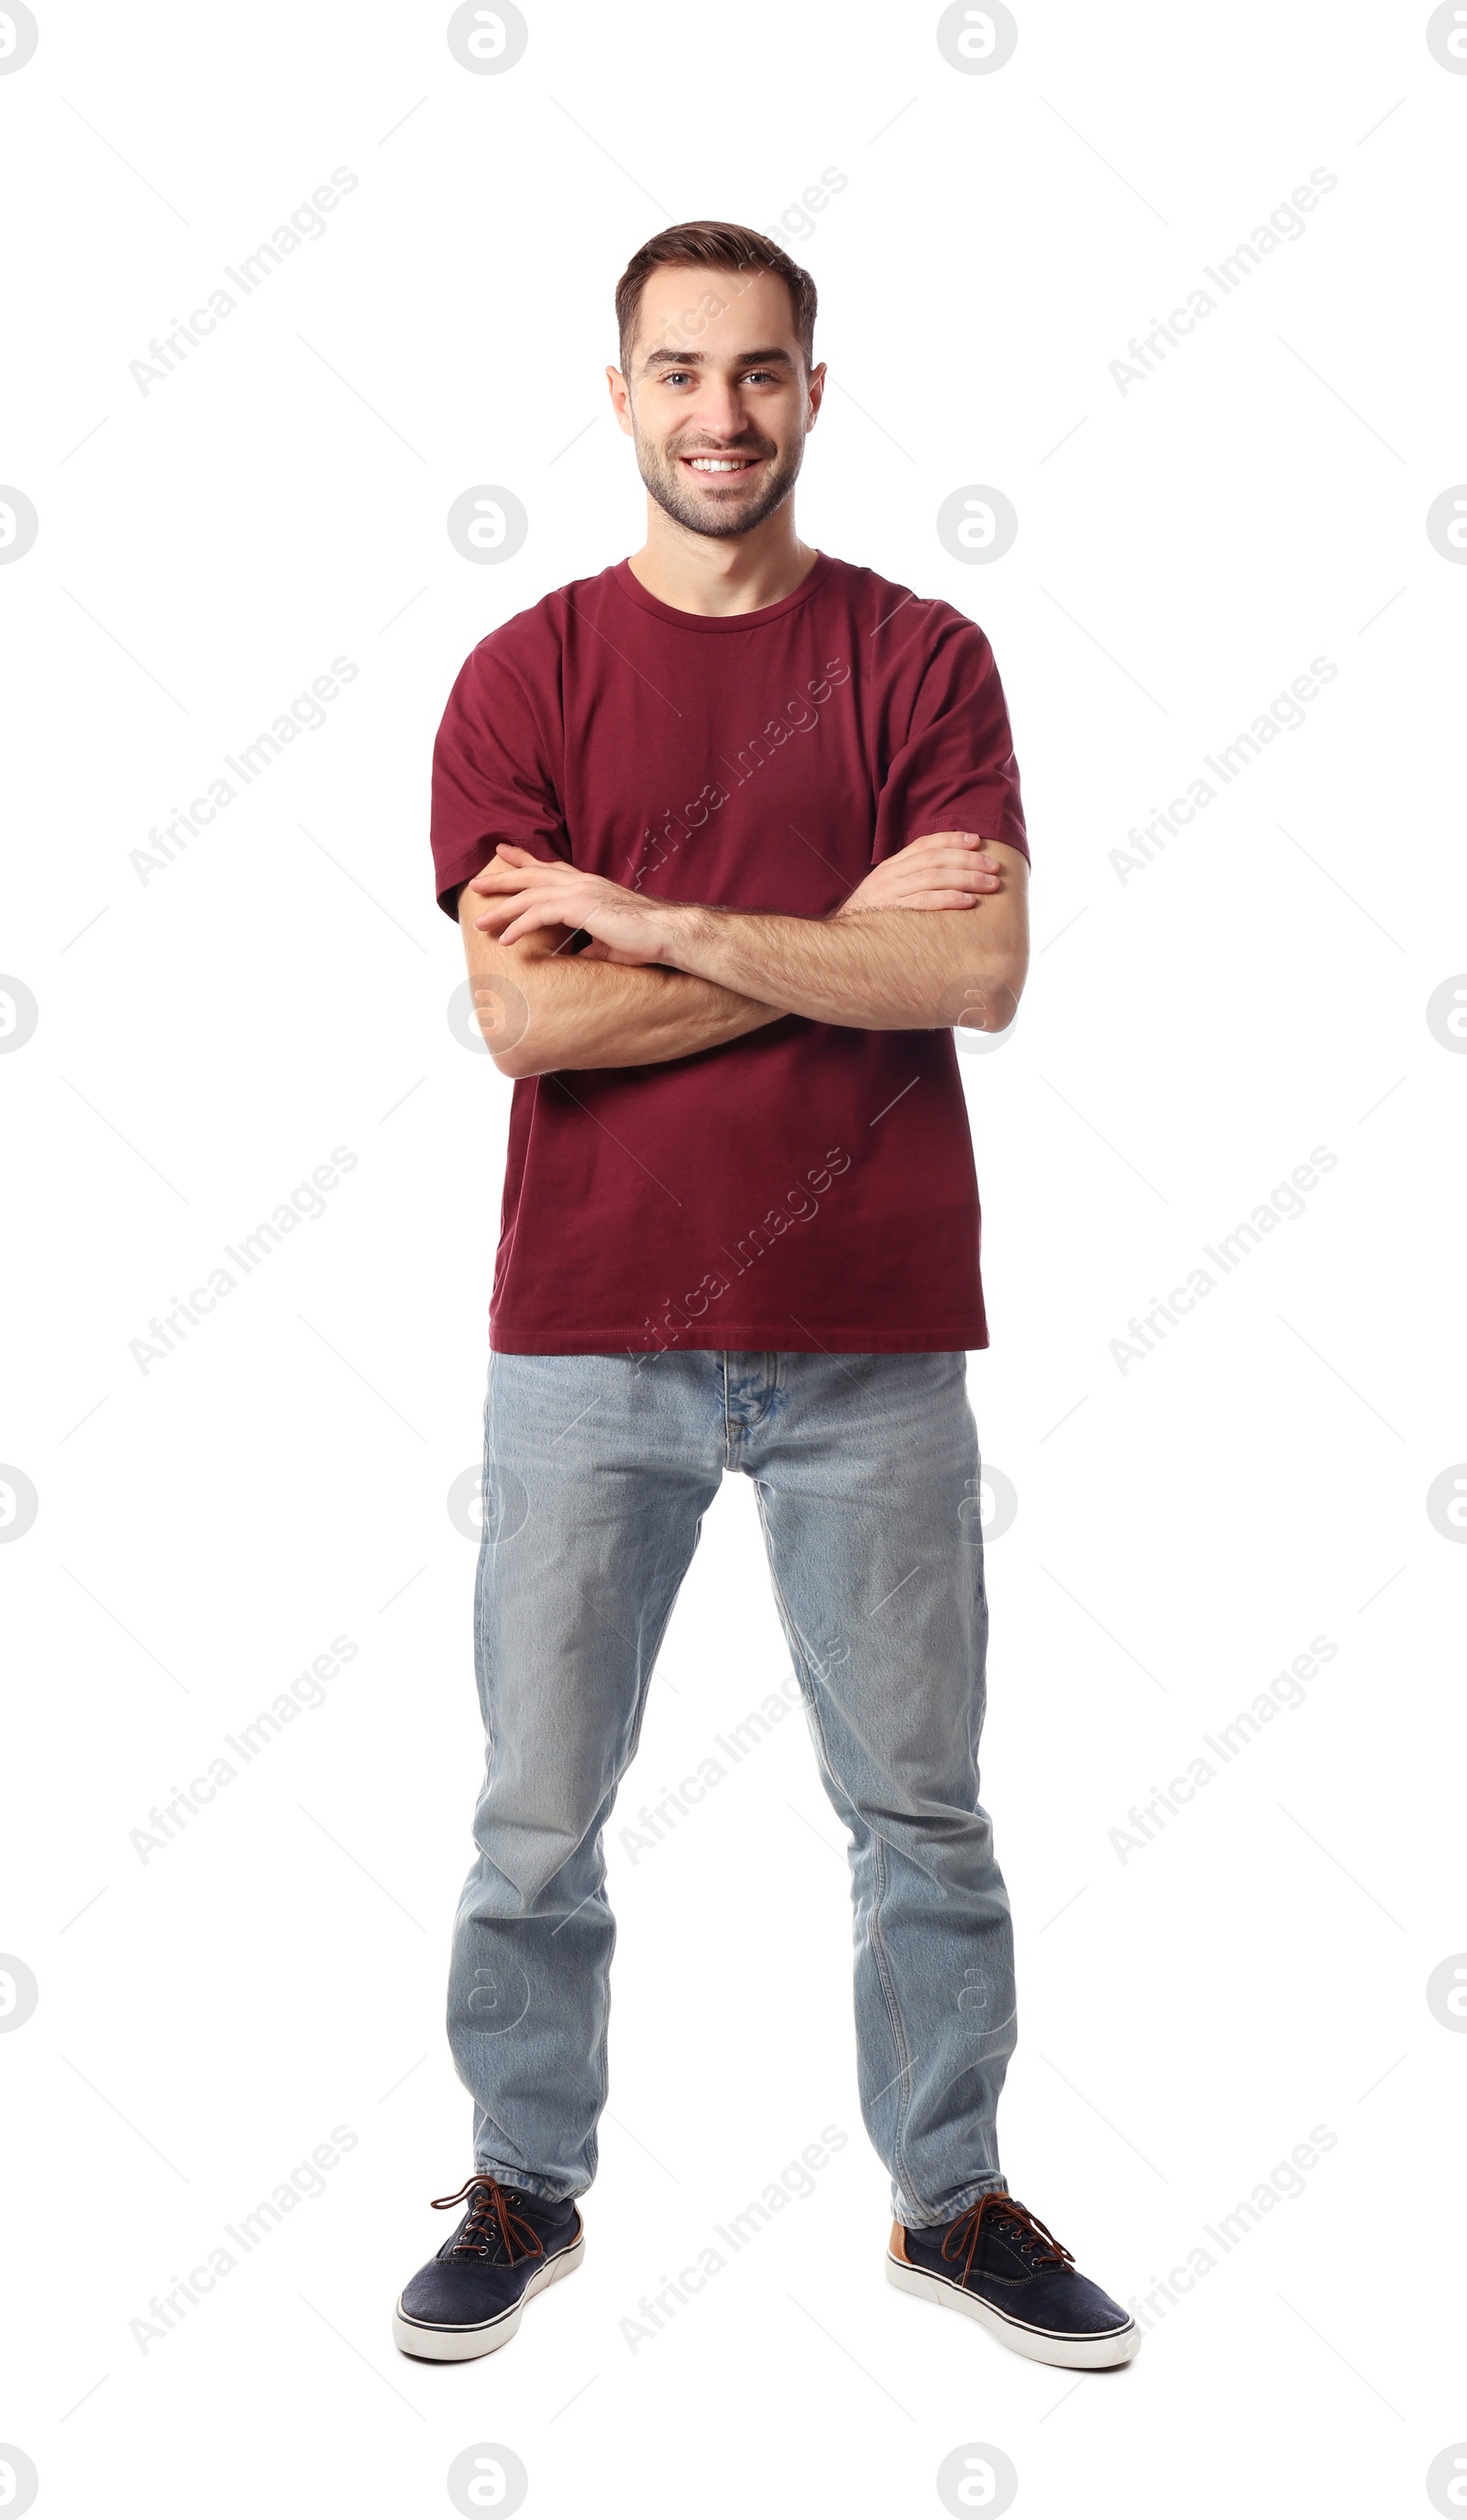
[626,510,820,617]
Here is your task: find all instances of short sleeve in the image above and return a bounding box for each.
[430,643,570,919]
[872,615,1029,867]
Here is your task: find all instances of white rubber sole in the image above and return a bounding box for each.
[886,2252,1141,2369]
[392,2230,585,2361]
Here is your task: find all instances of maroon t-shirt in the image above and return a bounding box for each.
[430,552,1028,1356]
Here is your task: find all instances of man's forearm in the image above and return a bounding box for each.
[469,919,785,1078]
[656,904,1025,1032]
[463,836,1027,1064]
[517,964,785,1075]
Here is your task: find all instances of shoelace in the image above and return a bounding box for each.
[941,2191,1075,2289]
[430,2173,546,2265]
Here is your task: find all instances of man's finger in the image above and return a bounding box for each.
[473,890,532,930]
[892,865,997,886]
[498,908,549,945]
[470,846,566,892]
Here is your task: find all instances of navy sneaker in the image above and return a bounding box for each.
[392,2173,585,2361]
[887,2189,1139,2369]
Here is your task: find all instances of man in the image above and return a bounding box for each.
[392,222,1136,2372]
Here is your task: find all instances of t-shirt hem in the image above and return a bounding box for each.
[436,847,498,919]
[489,1325,989,1355]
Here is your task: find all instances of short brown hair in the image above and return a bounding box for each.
[614,220,818,376]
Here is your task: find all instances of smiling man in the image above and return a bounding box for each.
[392,221,1137,2374]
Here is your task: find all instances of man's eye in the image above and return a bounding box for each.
[743,369,778,384]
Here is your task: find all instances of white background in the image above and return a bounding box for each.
[3,2,1464,2514]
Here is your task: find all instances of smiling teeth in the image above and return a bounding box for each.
[689,458,750,470]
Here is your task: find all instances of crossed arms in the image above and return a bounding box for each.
[457,831,1030,1079]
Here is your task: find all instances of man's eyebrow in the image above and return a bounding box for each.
[641,345,797,370]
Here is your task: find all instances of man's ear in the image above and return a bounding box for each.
[606,364,634,437]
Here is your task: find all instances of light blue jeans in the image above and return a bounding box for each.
[447,1349,1015,2228]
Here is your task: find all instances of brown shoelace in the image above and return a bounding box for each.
[430,2173,546,2265]
[941,2190,1075,2288]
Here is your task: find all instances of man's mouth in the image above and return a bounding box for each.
[678,453,765,477]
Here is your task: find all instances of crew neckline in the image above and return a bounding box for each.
[611,550,836,632]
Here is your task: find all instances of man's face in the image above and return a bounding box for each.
[609,264,825,540]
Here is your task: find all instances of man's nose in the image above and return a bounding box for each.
[689,382,750,437]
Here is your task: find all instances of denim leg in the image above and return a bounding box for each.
[447,1351,722,2201]
[744,1351,1016,2227]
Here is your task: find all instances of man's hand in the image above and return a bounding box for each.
[836,831,1005,916]
[469,845,678,965]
